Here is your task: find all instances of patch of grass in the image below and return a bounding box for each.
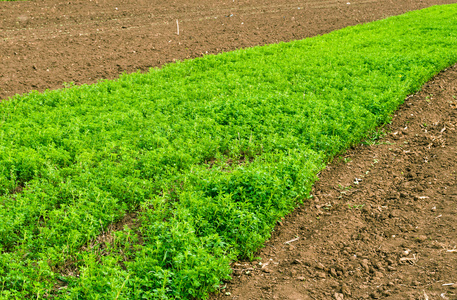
[362,128,388,145]
[0,4,457,299]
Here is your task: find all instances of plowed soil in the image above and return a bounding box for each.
[1,0,457,299]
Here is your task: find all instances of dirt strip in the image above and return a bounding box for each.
[210,65,457,299]
[1,0,456,100]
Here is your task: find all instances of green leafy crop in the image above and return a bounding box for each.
[0,4,456,299]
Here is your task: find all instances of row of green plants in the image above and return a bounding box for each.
[1,4,457,299]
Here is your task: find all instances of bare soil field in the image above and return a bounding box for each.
[1,0,457,299]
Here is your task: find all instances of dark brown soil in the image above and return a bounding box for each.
[1,0,457,299]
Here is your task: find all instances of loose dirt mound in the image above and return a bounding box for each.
[1,0,457,299]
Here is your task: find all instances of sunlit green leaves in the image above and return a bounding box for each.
[1,4,457,299]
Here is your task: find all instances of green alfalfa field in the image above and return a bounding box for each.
[0,4,457,299]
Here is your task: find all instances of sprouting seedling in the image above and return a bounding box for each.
[338,184,352,192]
[348,204,364,210]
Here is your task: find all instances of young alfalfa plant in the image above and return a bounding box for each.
[0,4,457,299]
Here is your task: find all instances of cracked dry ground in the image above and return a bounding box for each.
[1,0,457,299]
[210,66,457,299]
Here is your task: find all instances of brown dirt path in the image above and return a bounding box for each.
[0,0,456,100]
[2,1,457,299]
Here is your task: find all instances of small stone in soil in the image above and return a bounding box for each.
[354,269,363,277]
[415,235,428,242]
[374,271,384,278]
[341,283,351,296]
[334,292,344,300]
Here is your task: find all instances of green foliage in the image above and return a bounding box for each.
[1,4,457,299]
